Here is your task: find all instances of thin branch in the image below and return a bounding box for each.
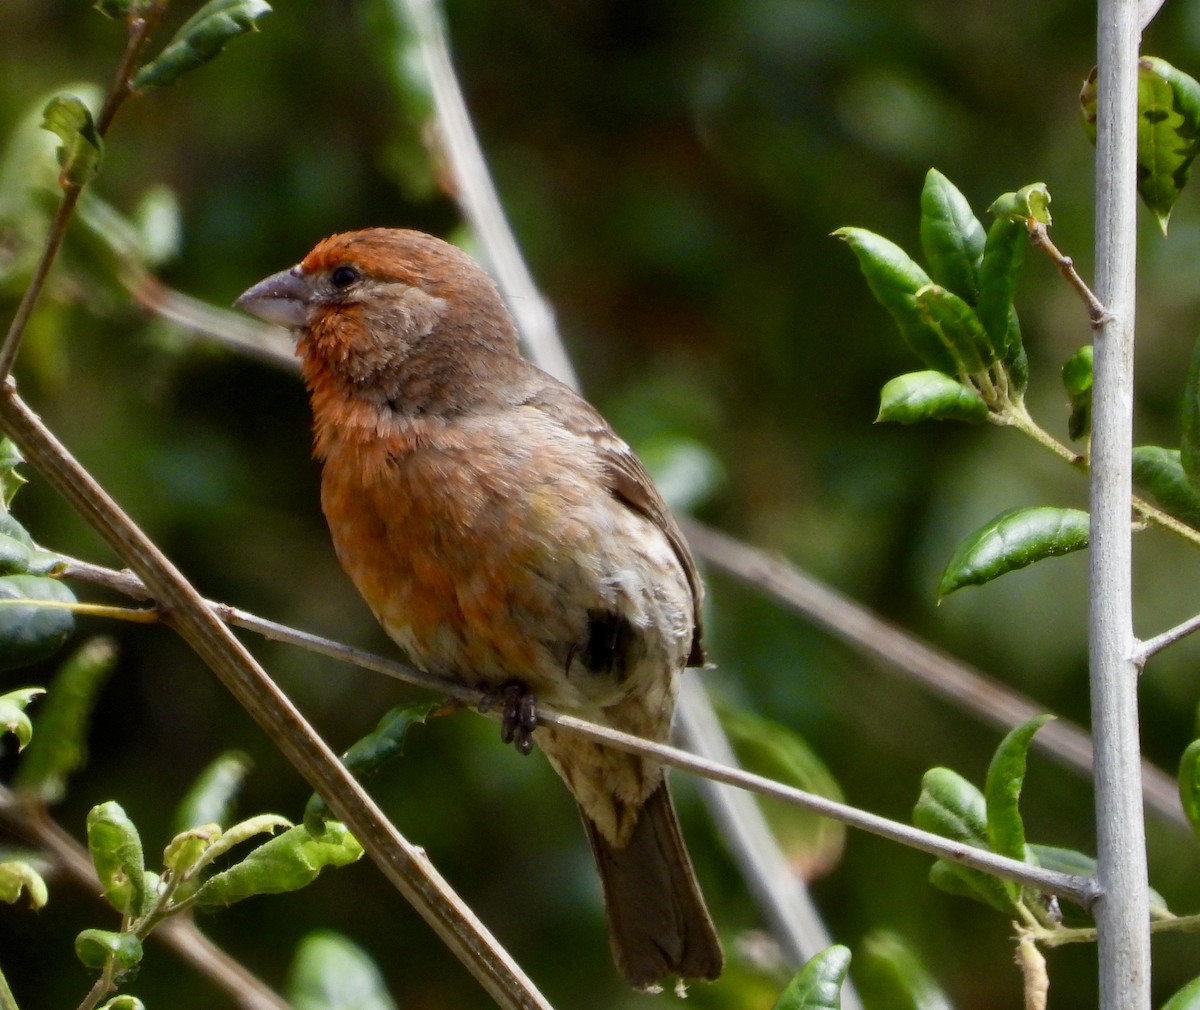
[1134,612,1200,665]
[0,4,168,380]
[0,385,554,1010]
[56,555,1095,908]
[0,786,293,1010]
[681,519,1187,830]
[1027,221,1110,327]
[1139,0,1168,34]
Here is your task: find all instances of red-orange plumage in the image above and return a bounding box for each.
[235,228,721,988]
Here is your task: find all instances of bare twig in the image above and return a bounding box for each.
[682,519,1187,830]
[1027,221,1110,328]
[1134,612,1200,665]
[0,786,293,1010]
[0,385,553,1010]
[55,554,1095,907]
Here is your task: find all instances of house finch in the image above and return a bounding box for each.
[235,228,722,987]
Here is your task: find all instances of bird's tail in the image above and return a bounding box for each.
[580,780,723,989]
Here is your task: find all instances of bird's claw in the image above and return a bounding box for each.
[480,681,538,755]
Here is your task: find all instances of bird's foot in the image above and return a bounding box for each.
[479,681,538,755]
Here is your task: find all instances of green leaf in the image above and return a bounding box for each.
[132,0,272,90]
[858,930,952,1010]
[1062,345,1093,441]
[74,929,142,971]
[173,751,252,834]
[162,823,222,880]
[938,507,1090,598]
[878,370,988,425]
[0,687,44,751]
[0,439,26,509]
[0,860,49,909]
[288,931,399,1010]
[16,637,118,801]
[1179,739,1200,844]
[87,801,147,917]
[0,574,77,671]
[719,704,845,880]
[193,822,362,908]
[305,702,436,828]
[919,169,986,302]
[913,284,994,374]
[189,813,292,877]
[913,768,1015,914]
[99,997,145,1010]
[40,94,102,187]
[772,945,853,1010]
[1162,973,1200,1010]
[984,715,1053,902]
[987,183,1052,225]
[834,227,956,375]
[1133,446,1200,528]
[976,214,1028,389]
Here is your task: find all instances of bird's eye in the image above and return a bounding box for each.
[330,265,361,290]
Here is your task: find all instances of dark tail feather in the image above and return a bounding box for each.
[581,781,723,988]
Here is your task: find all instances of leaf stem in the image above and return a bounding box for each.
[0,598,159,624]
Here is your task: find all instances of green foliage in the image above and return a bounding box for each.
[0,687,44,752]
[288,931,398,1010]
[172,751,252,834]
[304,701,437,829]
[1062,345,1093,441]
[771,945,852,1010]
[87,801,148,918]
[1162,974,1200,1010]
[877,370,988,424]
[1179,739,1200,844]
[132,0,273,90]
[0,860,48,909]
[193,822,363,908]
[938,507,1089,598]
[15,637,117,801]
[919,168,986,302]
[858,930,952,1010]
[40,94,102,187]
[984,715,1054,902]
[1133,446,1200,528]
[74,929,143,971]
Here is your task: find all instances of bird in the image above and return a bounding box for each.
[235,227,723,988]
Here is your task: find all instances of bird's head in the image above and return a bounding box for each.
[235,228,521,405]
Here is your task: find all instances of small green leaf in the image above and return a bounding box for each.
[913,768,1015,914]
[987,183,1052,225]
[919,169,986,302]
[984,715,1053,903]
[771,945,853,1010]
[40,94,103,187]
[87,801,147,917]
[173,751,252,834]
[0,439,26,509]
[0,574,76,671]
[878,370,988,425]
[288,931,399,1010]
[132,0,272,90]
[99,997,146,1010]
[938,507,1090,598]
[976,214,1028,389]
[305,702,436,828]
[189,813,292,877]
[1179,739,1200,843]
[0,687,44,751]
[162,823,221,879]
[16,637,118,801]
[720,705,845,880]
[1133,446,1200,528]
[194,822,362,908]
[858,930,952,1010]
[74,929,142,971]
[0,860,49,909]
[913,284,994,374]
[1161,973,1200,1010]
[1062,345,1094,441]
[834,227,957,375]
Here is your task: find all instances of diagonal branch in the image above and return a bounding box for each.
[0,382,553,1010]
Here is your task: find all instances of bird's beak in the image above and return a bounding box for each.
[234,267,312,329]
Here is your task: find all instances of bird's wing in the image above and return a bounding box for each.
[519,373,706,667]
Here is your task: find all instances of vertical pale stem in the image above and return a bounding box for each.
[1091,1,1150,1008]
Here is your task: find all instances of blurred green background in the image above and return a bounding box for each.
[3,0,1200,1007]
